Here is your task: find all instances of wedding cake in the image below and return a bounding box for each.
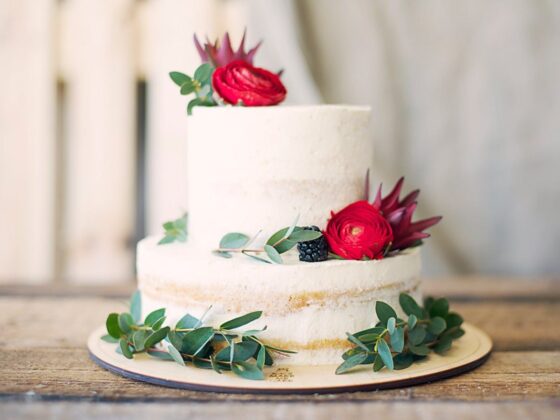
[136,33,440,366]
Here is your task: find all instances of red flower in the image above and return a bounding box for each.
[324,201,393,260]
[212,60,287,106]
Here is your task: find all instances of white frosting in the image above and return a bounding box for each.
[137,236,422,365]
[186,105,373,248]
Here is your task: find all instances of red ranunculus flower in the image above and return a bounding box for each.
[324,201,393,260]
[212,60,287,106]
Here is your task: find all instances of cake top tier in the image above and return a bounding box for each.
[186,105,373,249]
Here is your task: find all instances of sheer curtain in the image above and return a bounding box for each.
[241,0,560,276]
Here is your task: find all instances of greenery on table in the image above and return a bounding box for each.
[102,291,295,380]
[336,293,465,374]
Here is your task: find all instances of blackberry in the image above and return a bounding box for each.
[297,226,328,263]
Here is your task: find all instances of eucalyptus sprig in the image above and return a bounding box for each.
[103,291,294,380]
[213,217,323,264]
[335,293,465,374]
[158,213,188,245]
[170,63,217,115]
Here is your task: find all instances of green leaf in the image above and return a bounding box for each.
[427,317,447,335]
[106,313,123,339]
[119,338,133,359]
[409,326,426,345]
[346,332,370,352]
[210,355,222,374]
[132,330,149,351]
[187,97,215,115]
[434,336,453,354]
[287,229,322,242]
[273,239,298,254]
[151,316,167,330]
[194,63,214,84]
[101,334,119,343]
[158,235,175,245]
[266,227,290,246]
[285,215,300,239]
[445,312,464,329]
[377,339,394,370]
[399,293,424,318]
[181,327,214,355]
[169,71,191,87]
[335,352,368,374]
[144,327,170,349]
[256,345,266,370]
[176,313,201,329]
[394,353,414,370]
[354,333,381,344]
[409,344,431,356]
[180,80,196,95]
[167,344,185,366]
[192,358,213,369]
[117,313,134,333]
[220,311,262,330]
[147,349,174,360]
[215,341,259,362]
[219,232,250,249]
[354,326,385,339]
[130,290,142,323]
[424,297,435,311]
[241,250,272,264]
[240,327,267,336]
[429,298,449,318]
[264,244,283,264]
[232,362,265,380]
[408,314,418,330]
[387,317,396,334]
[375,301,397,325]
[442,327,465,340]
[390,327,405,353]
[373,354,385,372]
[212,250,232,259]
[144,308,166,327]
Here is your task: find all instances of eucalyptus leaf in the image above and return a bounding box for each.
[256,345,266,370]
[130,290,142,323]
[192,358,213,369]
[176,313,201,329]
[167,344,185,366]
[434,336,453,354]
[194,63,214,84]
[394,352,414,370]
[210,355,222,374]
[180,80,196,95]
[144,308,166,327]
[119,338,133,359]
[445,312,464,329]
[264,245,283,264]
[409,326,426,345]
[409,344,431,356]
[158,235,175,245]
[151,315,167,331]
[220,311,262,330]
[215,341,259,362]
[346,332,370,352]
[408,314,418,330]
[399,293,424,318]
[375,301,397,325]
[146,349,174,360]
[101,334,119,343]
[377,339,394,370]
[335,352,368,374]
[429,298,449,318]
[387,317,396,334]
[285,215,300,239]
[219,232,250,249]
[390,327,405,353]
[169,71,191,87]
[373,354,385,372]
[354,327,385,339]
[442,327,465,340]
[106,313,122,339]
[287,229,322,242]
[427,317,447,335]
[132,330,149,351]
[212,250,232,259]
[232,362,265,380]
[181,327,214,355]
[144,327,170,349]
[266,227,290,247]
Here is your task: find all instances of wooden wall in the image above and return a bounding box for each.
[0,0,247,283]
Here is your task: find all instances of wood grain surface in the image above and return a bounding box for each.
[0,278,559,419]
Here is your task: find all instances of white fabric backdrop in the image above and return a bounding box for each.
[241,0,560,276]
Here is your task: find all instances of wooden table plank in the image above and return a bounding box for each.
[0,279,559,418]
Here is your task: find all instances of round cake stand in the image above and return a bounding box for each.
[88,323,492,395]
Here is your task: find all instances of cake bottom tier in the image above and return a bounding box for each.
[137,236,422,365]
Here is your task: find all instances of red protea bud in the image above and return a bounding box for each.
[193,30,261,67]
[372,177,442,251]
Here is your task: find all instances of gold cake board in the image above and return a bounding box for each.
[88,323,492,394]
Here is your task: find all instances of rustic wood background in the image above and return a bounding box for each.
[0,0,246,285]
[0,278,558,418]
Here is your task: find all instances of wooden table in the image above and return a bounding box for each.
[0,278,559,419]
